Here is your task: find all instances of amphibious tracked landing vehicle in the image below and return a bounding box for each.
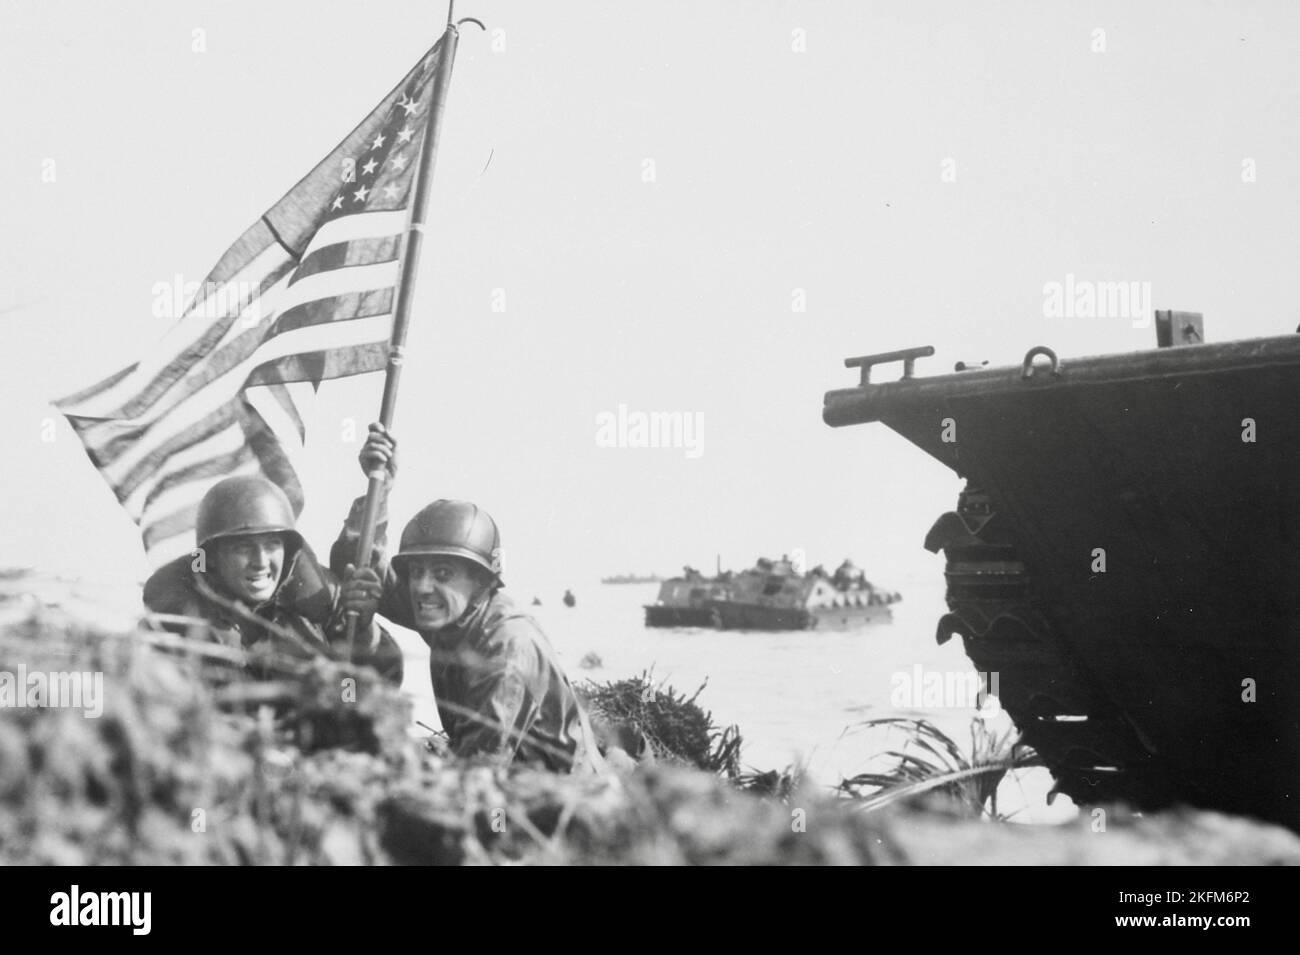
[644,558,900,631]
[823,312,1300,830]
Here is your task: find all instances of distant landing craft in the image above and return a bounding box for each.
[600,573,665,584]
[644,557,900,631]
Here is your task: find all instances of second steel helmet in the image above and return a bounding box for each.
[391,500,502,580]
[195,475,303,552]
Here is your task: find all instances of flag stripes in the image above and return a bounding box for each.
[55,40,447,566]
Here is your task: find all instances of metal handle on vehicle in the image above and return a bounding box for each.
[1021,346,1060,379]
[843,346,935,386]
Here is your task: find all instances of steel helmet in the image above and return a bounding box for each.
[195,474,303,552]
[391,499,502,580]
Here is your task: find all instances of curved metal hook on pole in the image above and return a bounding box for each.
[445,0,486,31]
[445,0,486,34]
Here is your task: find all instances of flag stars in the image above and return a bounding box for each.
[362,158,378,176]
[331,195,344,210]
[397,125,414,144]
[352,184,370,203]
[398,94,421,117]
[382,183,400,200]
[390,153,408,172]
[370,132,385,151]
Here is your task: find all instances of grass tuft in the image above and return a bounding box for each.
[836,715,1040,819]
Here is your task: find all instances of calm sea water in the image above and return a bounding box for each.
[393,573,1078,825]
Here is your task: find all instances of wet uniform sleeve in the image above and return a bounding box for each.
[320,490,407,682]
[330,488,390,576]
[312,581,403,685]
[330,486,417,631]
[450,628,543,765]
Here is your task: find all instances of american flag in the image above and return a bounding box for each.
[54,39,449,568]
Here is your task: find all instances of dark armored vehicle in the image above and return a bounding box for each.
[823,313,1300,831]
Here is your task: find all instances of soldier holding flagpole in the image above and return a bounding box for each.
[56,7,477,685]
[335,426,606,774]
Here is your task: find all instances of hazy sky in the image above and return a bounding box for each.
[3,1,1299,597]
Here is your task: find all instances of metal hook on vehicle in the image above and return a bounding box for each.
[1021,345,1060,380]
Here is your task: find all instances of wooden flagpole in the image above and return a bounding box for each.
[344,3,472,652]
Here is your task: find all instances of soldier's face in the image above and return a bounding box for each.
[407,556,483,630]
[213,533,284,605]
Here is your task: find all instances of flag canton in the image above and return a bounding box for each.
[54,40,448,567]
[326,84,428,220]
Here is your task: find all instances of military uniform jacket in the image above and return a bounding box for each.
[332,493,602,773]
[143,542,403,685]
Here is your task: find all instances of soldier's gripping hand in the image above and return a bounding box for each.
[358,422,397,482]
[340,563,383,627]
